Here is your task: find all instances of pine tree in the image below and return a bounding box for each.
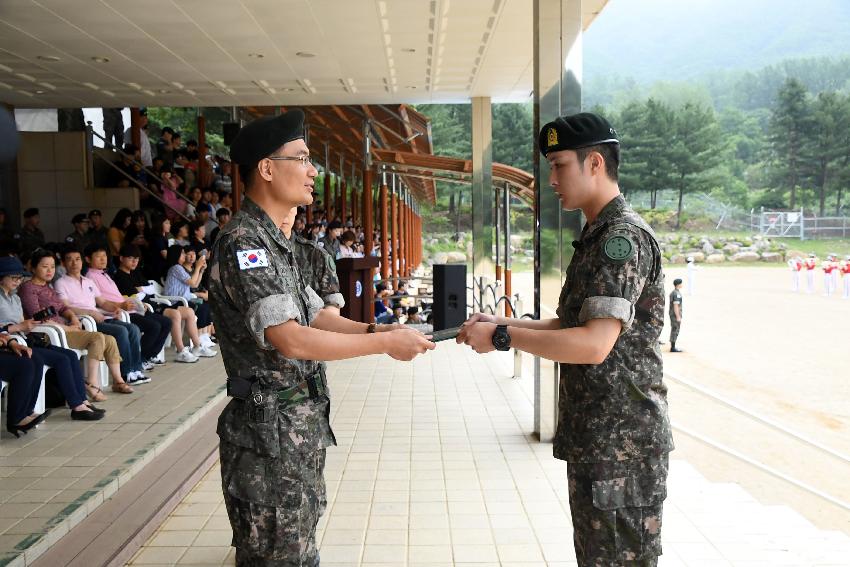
[768,78,812,209]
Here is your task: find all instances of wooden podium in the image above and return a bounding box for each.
[335,256,380,323]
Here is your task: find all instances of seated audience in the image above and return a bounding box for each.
[54,246,150,386]
[164,245,216,354]
[113,244,206,363]
[0,257,104,423]
[19,249,133,398]
[85,244,171,368]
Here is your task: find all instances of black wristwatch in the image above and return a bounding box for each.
[492,324,511,351]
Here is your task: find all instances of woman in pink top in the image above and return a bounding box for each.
[161,165,186,221]
[19,249,133,399]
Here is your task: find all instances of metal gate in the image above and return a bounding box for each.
[758,208,805,239]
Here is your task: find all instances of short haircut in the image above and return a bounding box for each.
[161,126,175,136]
[61,243,82,261]
[119,243,142,258]
[673,278,683,286]
[83,242,109,258]
[341,230,356,243]
[216,207,231,219]
[239,162,258,189]
[575,143,619,182]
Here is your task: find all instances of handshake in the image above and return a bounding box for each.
[454,313,505,354]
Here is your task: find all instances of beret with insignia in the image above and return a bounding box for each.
[229,109,306,164]
[538,112,619,157]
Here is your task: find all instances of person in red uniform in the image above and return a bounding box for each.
[804,254,817,294]
[822,254,836,296]
[841,255,850,300]
[787,257,802,293]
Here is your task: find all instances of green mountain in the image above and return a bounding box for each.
[585,0,850,84]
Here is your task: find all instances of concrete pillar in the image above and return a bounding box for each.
[471,96,493,283]
[532,0,584,441]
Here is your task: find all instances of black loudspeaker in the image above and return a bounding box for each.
[223,122,240,146]
[433,263,467,331]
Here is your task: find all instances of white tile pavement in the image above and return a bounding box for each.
[127,342,850,566]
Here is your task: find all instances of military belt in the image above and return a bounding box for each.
[226,373,326,410]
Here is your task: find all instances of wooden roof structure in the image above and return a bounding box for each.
[242,104,535,206]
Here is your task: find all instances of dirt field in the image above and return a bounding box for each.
[510,265,850,532]
[660,265,849,451]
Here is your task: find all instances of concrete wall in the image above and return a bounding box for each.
[17,132,138,243]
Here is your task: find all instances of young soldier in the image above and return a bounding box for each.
[210,110,434,567]
[669,278,684,352]
[458,113,673,566]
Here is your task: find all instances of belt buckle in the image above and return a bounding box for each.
[252,392,263,406]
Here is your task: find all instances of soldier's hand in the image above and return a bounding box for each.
[461,321,496,354]
[456,313,496,343]
[385,328,435,361]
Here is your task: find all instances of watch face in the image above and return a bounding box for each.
[493,328,510,350]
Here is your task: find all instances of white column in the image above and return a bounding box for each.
[532,0,584,441]
[471,96,494,284]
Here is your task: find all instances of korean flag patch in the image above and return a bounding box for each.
[236,248,270,270]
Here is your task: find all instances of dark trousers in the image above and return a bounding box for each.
[34,345,86,408]
[97,320,142,377]
[130,312,171,360]
[0,351,44,427]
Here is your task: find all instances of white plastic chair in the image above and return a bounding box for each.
[34,321,109,388]
[147,280,190,352]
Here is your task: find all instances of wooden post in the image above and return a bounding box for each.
[380,179,389,283]
[397,188,405,279]
[197,112,207,187]
[232,165,242,212]
[339,174,347,226]
[391,180,398,288]
[362,166,375,319]
[323,144,331,219]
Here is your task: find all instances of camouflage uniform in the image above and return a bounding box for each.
[668,288,682,346]
[291,234,345,311]
[14,226,45,256]
[209,197,336,567]
[291,233,345,401]
[555,195,674,567]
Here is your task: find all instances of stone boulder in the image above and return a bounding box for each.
[702,241,716,256]
[722,243,740,254]
[686,252,706,263]
[669,254,688,264]
[760,252,783,263]
[447,251,467,263]
[705,253,726,264]
[433,252,449,265]
[731,251,760,262]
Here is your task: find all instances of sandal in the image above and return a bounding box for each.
[111,382,134,394]
[86,383,108,402]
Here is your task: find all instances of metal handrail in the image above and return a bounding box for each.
[87,124,193,223]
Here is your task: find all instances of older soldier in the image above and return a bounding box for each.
[210,109,434,567]
[458,113,673,567]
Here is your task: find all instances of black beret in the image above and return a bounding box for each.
[229,110,306,165]
[539,112,619,156]
[71,213,88,224]
[23,208,39,218]
[89,209,102,217]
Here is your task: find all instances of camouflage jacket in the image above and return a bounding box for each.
[292,234,345,310]
[210,197,334,456]
[554,195,674,463]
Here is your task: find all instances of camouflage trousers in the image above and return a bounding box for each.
[220,441,327,567]
[566,453,669,567]
[669,319,681,344]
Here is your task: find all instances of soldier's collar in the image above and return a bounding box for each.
[581,195,627,240]
[240,197,294,252]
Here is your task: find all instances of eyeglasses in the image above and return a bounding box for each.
[266,155,315,168]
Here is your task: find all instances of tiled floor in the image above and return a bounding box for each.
[0,352,226,567]
[127,343,850,567]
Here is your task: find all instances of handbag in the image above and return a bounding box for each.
[25,332,51,349]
